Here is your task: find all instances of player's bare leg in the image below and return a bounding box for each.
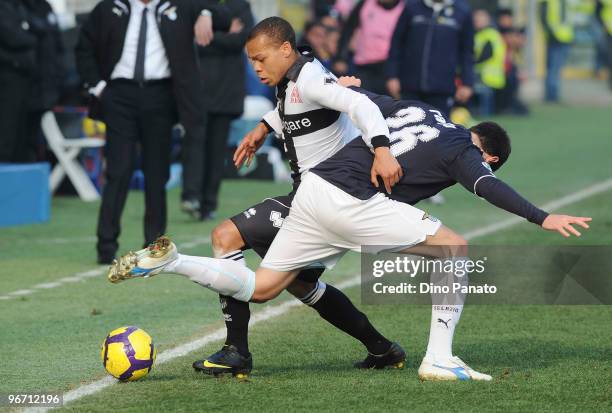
[399,225,492,381]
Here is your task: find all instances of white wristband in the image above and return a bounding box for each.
[89,80,107,98]
[200,9,212,17]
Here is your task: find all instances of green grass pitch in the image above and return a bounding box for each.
[0,104,610,412]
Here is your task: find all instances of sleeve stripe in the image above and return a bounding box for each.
[473,174,496,195]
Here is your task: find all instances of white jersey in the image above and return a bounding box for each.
[261,51,390,185]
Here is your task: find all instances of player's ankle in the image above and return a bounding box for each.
[365,339,393,356]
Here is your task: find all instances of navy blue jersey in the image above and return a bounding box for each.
[312,88,549,225]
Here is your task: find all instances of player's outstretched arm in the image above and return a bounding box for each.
[233,121,269,168]
[470,177,593,238]
[541,214,592,238]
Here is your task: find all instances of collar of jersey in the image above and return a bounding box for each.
[286,47,315,82]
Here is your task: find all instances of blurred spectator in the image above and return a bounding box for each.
[0,0,37,163]
[596,0,612,90]
[196,0,254,220]
[539,0,574,103]
[323,20,341,58]
[473,8,506,116]
[75,0,230,264]
[496,14,530,115]
[497,7,514,31]
[386,0,475,117]
[333,0,404,94]
[300,20,336,69]
[24,0,65,163]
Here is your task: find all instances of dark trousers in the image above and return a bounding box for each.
[0,67,31,162]
[355,62,387,95]
[96,80,176,258]
[401,90,453,118]
[545,42,570,102]
[201,113,234,213]
[180,114,207,202]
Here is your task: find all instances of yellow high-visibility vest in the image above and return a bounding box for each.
[475,27,507,89]
[601,0,612,34]
[541,0,575,43]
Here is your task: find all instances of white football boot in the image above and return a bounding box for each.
[418,355,492,381]
[107,236,178,283]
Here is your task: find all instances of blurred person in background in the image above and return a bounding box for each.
[497,6,514,31]
[386,0,475,118]
[333,0,404,94]
[596,0,612,90]
[76,0,229,264]
[24,0,65,163]
[539,0,574,103]
[496,9,529,115]
[195,0,254,220]
[0,0,37,163]
[472,8,506,116]
[300,20,335,69]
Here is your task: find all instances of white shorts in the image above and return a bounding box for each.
[260,172,442,272]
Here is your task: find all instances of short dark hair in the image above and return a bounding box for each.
[247,17,296,50]
[497,8,513,18]
[470,122,511,171]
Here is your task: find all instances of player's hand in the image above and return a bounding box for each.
[371,147,403,194]
[455,85,473,103]
[233,122,269,168]
[194,14,214,46]
[338,76,361,88]
[386,78,401,99]
[541,214,592,238]
[229,17,244,33]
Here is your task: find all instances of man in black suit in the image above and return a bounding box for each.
[194,0,254,220]
[75,0,229,264]
[0,0,37,163]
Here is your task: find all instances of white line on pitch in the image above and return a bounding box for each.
[25,175,612,412]
[0,237,211,301]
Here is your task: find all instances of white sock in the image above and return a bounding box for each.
[425,304,463,360]
[424,257,468,360]
[165,254,255,301]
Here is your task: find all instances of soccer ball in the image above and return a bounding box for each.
[101,326,156,381]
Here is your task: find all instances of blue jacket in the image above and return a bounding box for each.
[386,0,474,95]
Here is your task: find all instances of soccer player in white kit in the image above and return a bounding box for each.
[109,17,408,377]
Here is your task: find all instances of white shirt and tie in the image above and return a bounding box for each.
[112,0,171,80]
[92,0,170,95]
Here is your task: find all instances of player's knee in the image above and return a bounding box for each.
[211,220,242,257]
[250,287,280,303]
[286,279,316,299]
[446,235,468,257]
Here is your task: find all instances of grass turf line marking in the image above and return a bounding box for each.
[0,237,211,301]
[23,175,612,412]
